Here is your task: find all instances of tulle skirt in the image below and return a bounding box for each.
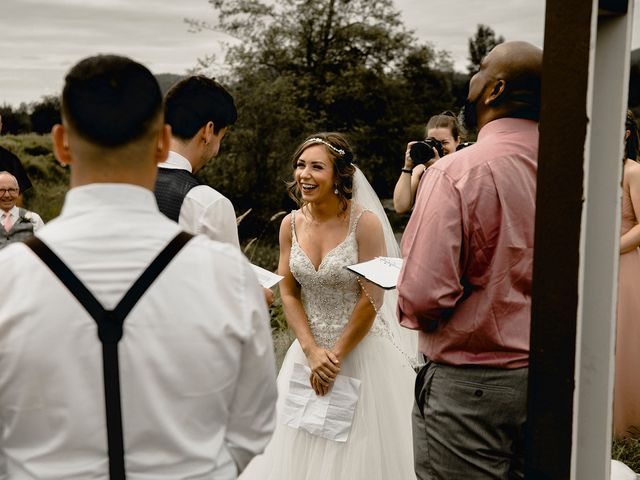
[240,334,416,480]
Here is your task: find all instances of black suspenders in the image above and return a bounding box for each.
[24,232,193,480]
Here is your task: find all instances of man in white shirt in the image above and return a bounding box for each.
[157,76,274,306]
[0,170,44,249]
[0,55,277,479]
[155,76,239,248]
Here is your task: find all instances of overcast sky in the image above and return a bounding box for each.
[0,0,638,107]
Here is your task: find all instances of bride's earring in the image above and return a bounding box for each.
[334,185,339,195]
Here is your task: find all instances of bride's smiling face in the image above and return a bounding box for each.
[295,145,335,202]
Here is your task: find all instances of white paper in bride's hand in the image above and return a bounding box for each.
[346,256,403,289]
[251,264,284,289]
[280,363,361,442]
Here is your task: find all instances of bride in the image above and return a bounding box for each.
[240,133,417,479]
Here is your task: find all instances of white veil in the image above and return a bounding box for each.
[352,166,421,369]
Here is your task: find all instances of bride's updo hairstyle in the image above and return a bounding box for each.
[287,132,356,214]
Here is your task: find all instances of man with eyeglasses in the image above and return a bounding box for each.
[0,170,43,249]
[0,113,33,201]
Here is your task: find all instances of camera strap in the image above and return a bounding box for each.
[24,232,193,480]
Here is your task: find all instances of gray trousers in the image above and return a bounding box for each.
[413,360,527,480]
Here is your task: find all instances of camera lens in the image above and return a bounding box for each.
[409,142,435,164]
[409,138,443,164]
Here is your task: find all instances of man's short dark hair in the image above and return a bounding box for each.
[164,76,237,139]
[62,55,163,147]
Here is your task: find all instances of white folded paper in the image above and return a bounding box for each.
[251,264,284,289]
[280,363,361,442]
[346,256,403,289]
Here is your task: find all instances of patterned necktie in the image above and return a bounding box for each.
[2,212,13,232]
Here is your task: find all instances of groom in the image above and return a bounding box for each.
[397,41,543,479]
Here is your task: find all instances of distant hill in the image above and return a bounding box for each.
[155,73,184,95]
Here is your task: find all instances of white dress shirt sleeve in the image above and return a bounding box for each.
[226,261,278,472]
[197,194,240,248]
[180,186,240,248]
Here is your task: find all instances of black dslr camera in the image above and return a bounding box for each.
[409,137,444,164]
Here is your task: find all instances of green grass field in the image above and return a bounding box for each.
[613,430,640,473]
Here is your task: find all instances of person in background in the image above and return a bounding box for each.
[393,112,462,214]
[0,113,33,206]
[156,76,274,306]
[0,54,277,479]
[155,75,239,247]
[612,109,640,438]
[397,41,543,479]
[0,170,43,249]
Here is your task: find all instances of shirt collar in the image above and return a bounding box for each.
[59,183,159,217]
[158,151,193,173]
[478,117,539,141]
[1,206,18,218]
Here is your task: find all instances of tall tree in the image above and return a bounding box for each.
[0,104,31,134]
[30,96,61,135]
[467,24,505,75]
[191,0,456,237]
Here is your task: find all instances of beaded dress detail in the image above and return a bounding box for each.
[289,205,387,349]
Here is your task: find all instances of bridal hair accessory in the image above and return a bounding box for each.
[304,137,346,156]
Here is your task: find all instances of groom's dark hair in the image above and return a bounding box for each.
[61,54,163,147]
[164,76,237,140]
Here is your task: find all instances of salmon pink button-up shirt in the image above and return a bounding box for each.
[397,118,538,369]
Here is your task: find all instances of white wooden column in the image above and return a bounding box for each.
[573,2,634,479]
[526,1,634,478]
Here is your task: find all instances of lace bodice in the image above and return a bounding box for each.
[289,205,388,348]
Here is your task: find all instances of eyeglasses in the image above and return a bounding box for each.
[0,188,19,196]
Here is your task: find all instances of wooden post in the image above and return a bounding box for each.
[526,0,633,478]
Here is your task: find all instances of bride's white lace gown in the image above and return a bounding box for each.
[240,205,416,480]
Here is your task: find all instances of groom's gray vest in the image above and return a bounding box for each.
[154,167,201,223]
[1,208,36,249]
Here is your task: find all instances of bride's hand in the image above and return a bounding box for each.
[306,345,340,385]
[310,372,333,396]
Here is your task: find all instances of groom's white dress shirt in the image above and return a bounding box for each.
[159,152,240,248]
[0,184,277,480]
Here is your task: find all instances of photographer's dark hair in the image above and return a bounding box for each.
[61,55,163,147]
[425,111,462,140]
[625,109,639,161]
[165,76,237,140]
[287,132,356,214]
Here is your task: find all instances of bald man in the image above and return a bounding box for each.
[0,113,33,196]
[398,41,543,479]
[0,171,43,249]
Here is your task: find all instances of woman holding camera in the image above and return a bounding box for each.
[393,112,462,214]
